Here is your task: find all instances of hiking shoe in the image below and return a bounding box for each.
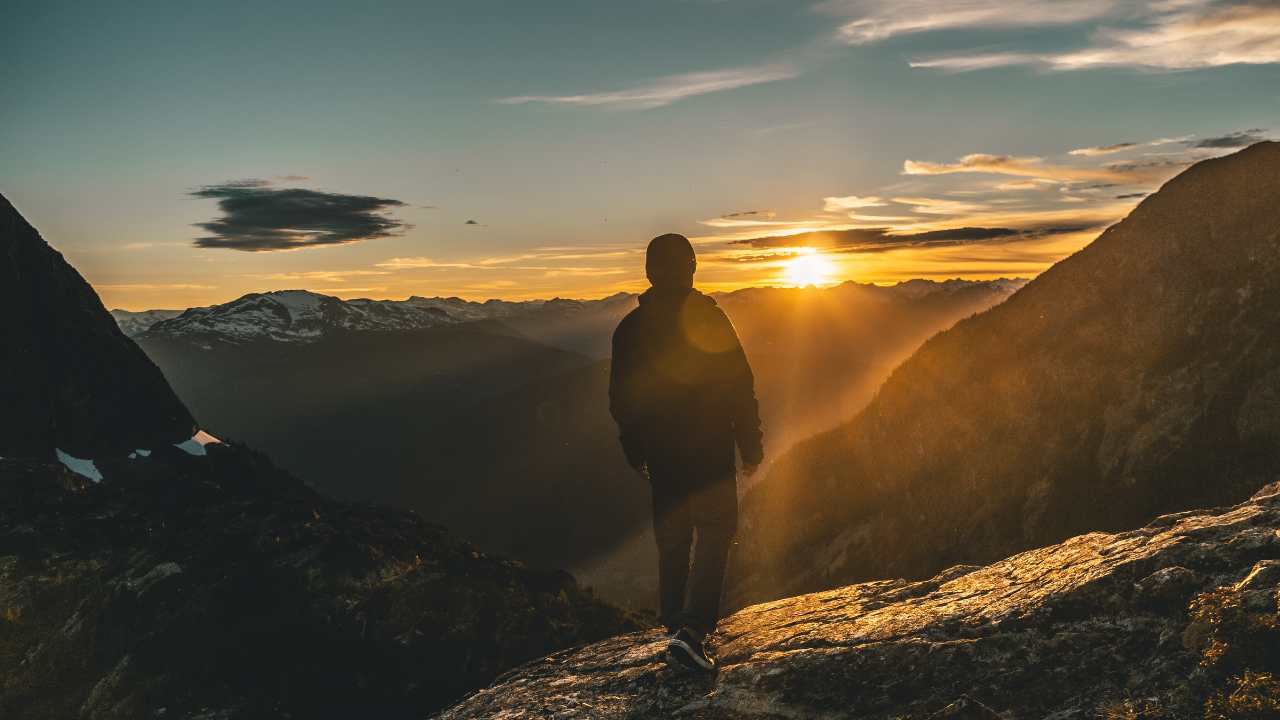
[666,627,715,672]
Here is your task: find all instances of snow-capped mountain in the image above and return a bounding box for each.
[141,290,460,344]
[130,289,639,345]
[879,277,1027,300]
[110,308,183,336]
[120,282,1026,346]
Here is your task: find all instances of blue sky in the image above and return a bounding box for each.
[2,0,1277,309]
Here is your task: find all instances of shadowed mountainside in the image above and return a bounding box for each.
[0,448,645,719]
[438,482,1280,719]
[732,141,1280,608]
[128,279,1020,610]
[0,195,194,459]
[0,193,645,718]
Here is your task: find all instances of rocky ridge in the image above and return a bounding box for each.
[438,482,1280,719]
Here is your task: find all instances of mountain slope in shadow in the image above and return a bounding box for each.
[131,277,1021,610]
[0,193,644,719]
[732,141,1280,608]
[0,194,194,458]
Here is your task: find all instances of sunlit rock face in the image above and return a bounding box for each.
[0,194,195,459]
[438,484,1280,719]
[734,142,1280,607]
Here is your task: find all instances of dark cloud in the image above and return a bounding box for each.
[190,181,407,252]
[464,219,479,225]
[1187,129,1268,149]
[732,225,1098,255]
[1116,192,1148,199]
[721,209,774,219]
[1104,157,1192,174]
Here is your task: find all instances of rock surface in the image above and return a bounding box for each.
[734,142,1280,607]
[0,194,196,458]
[438,483,1280,719]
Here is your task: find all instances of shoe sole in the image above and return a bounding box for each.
[666,638,715,672]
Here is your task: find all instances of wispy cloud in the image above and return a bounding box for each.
[721,209,777,219]
[901,152,1181,184]
[190,180,408,252]
[891,196,990,215]
[1068,135,1197,156]
[1188,128,1269,148]
[820,0,1116,44]
[375,257,491,270]
[256,270,391,282]
[909,2,1280,72]
[498,64,799,110]
[730,224,1094,254]
[823,195,887,212]
[97,283,216,290]
[995,179,1059,190]
[1068,142,1139,157]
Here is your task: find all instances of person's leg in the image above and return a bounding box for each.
[650,477,694,634]
[684,473,738,636]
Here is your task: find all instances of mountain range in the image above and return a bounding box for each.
[114,277,1024,609]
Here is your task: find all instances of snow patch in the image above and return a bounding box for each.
[56,448,104,482]
[174,430,222,457]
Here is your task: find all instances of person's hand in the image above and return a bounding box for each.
[634,462,650,481]
[742,463,760,478]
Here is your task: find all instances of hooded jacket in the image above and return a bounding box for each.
[609,286,763,477]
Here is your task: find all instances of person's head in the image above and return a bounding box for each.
[645,233,696,289]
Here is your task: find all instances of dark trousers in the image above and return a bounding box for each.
[650,469,737,636]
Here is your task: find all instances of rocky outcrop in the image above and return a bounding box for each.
[734,142,1280,607]
[0,446,646,719]
[438,483,1280,719]
[0,194,196,459]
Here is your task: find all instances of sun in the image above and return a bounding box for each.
[782,250,835,287]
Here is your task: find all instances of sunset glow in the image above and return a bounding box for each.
[781,250,835,288]
[4,2,1276,310]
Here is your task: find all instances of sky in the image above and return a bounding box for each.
[2,0,1278,310]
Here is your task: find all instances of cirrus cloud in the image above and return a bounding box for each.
[820,0,1116,45]
[908,2,1280,72]
[498,64,799,110]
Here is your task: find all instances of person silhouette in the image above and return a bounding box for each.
[609,233,763,672]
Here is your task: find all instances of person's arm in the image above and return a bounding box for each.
[713,309,763,468]
[609,319,648,471]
